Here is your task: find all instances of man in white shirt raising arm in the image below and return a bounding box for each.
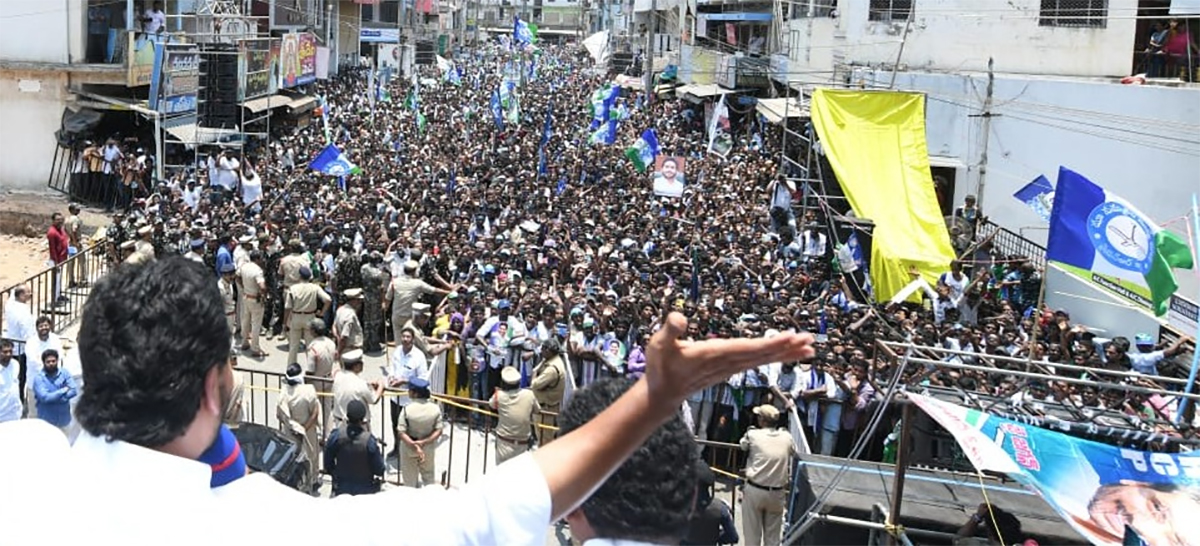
[0,256,815,546]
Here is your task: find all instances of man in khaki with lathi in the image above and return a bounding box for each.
[739,404,798,546]
[396,376,442,488]
[277,239,308,340]
[284,266,329,368]
[277,363,320,494]
[490,366,540,465]
[530,338,568,445]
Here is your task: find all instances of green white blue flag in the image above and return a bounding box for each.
[623,129,660,173]
[1046,167,1194,316]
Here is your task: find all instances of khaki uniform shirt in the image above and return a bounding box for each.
[286,282,329,314]
[531,355,567,409]
[397,398,442,441]
[238,262,265,299]
[280,253,307,288]
[331,371,375,424]
[740,428,796,488]
[307,336,338,377]
[334,305,364,351]
[65,215,83,247]
[385,277,436,320]
[492,389,540,442]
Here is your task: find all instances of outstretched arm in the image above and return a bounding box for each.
[531,312,815,519]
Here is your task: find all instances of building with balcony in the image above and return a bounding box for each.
[669,0,1199,300]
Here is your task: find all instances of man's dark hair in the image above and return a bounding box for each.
[41,349,59,363]
[0,339,12,351]
[36,315,53,329]
[76,257,230,447]
[559,378,699,543]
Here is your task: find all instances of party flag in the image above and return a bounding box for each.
[623,129,660,173]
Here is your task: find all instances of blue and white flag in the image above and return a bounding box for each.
[490,89,504,129]
[587,119,618,146]
[1046,167,1193,317]
[514,16,537,46]
[309,144,361,176]
[589,84,620,129]
[623,128,660,173]
[846,232,867,271]
[1013,175,1055,222]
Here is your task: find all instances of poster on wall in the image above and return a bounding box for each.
[279,32,317,88]
[315,47,329,80]
[379,44,401,71]
[909,393,1200,546]
[150,44,200,114]
[238,38,277,102]
[652,156,686,198]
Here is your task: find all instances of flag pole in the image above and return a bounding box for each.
[1174,193,1200,426]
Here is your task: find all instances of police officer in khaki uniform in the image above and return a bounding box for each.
[285,266,330,368]
[331,349,383,430]
[237,250,268,357]
[277,239,308,340]
[396,376,442,488]
[334,288,365,355]
[217,263,238,353]
[306,318,339,435]
[490,366,540,464]
[530,338,568,445]
[739,404,798,546]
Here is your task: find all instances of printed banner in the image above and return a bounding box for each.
[157,44,200,114]
[279,33,317,88]
[909,393,1200,546]
[238,38,277,102]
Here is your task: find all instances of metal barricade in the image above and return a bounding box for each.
[0,238,111,338]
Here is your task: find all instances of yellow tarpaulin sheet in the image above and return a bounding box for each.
[809,89,955,301]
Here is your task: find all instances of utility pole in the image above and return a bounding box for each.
[974,57,996,210]
[887,402,914,546]
[643,0,656,103]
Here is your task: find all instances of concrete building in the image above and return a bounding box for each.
[0,0,342,193]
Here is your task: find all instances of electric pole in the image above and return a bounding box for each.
[975,57,995,209]
[643,0,655,104]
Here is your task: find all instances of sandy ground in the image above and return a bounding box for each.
[0,191,109,290]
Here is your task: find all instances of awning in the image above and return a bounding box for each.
[163,118,242,145]
[755,97,808,124]
[285,96,317,114]
[675,83,741,99]
[242,94,291,114]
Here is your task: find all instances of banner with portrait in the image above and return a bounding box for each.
[908,393,1200,546]
[652,156,686,198]
[149,44,199,114]
[279,32,317,88]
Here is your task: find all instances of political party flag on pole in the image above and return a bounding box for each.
[1013,175,1056,222]
[514,16,537,46]
[416,110,427,134]
[505,95,520,125]
[309,144,362,176]
[490,89,504,129]
[623,128,660,173]
[589,84,619,129]
[1046,167,1194,316]
[587,119,618,146]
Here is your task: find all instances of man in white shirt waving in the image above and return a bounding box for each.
[0,256,814,546]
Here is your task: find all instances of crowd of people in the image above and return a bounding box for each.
[0,35,1195,546]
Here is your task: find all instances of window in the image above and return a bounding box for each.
[868,0,911,22]
[796,0,838,18]
[1039,0,1108,28]
[361,3,374,21]
[380,0,399,23]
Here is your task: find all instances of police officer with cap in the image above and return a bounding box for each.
[323,399,385,497]
[396,376,442,488]
[490,366,540,465]
[285,266,330,368]
[739,404,797,546]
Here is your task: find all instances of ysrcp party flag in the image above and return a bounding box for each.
[589,84,619,129]
[909,393,1200,546]
[624,128,660,173]
[490,89,504,129]
[1013,174,1055,222]
[1046,167,1193,316]
[308,144,361,176]
[707,94,733,157]
[588,119,618,146]
[514,16,537,45]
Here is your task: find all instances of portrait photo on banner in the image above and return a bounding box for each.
[652,156,686,198]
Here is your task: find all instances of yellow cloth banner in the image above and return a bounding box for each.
[809,89,955,301]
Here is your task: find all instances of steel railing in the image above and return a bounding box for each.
[235,367,745,510]
[0,238,112,341]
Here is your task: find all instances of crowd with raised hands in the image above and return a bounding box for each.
[69,41,1195,457]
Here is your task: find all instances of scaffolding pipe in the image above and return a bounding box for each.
[800,512,959,542]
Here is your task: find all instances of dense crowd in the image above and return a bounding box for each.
[61,41,1197,457]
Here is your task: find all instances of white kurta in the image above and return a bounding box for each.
[0,419,552,546]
